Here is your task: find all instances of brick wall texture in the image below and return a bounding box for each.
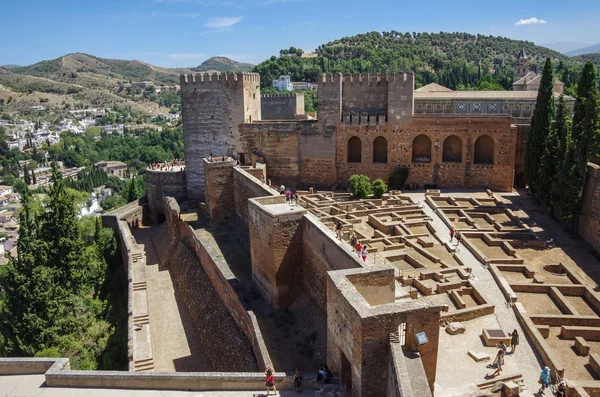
[261,94,304,120]
[145,170,186,221]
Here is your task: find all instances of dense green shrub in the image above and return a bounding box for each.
[372,179,388,198]
[349,174,372,199]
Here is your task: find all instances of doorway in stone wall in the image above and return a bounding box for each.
[239,153,246,165]
[341,351,352,391]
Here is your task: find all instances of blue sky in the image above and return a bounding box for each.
[1,0,599,68]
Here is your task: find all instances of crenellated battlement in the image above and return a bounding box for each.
[316,72,415,86]
[319,73,343,84]
[261,93,301,98]
[180,72,260,87]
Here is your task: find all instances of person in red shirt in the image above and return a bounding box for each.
[356,241,362,259]
[450,227,455,242]
[265,366,276,395]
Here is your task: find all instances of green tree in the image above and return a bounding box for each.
[572,62,600,176]
[349,174,372,199]
[23,165,31,185]
[372,179,388,199]
[553,135,581,228]
[124,176,140,202]
[388,167,409,190]
[553,95,572,182]
[525,57,555,199]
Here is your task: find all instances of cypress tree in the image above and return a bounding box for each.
[525,58,555,198]
[553,95,572,175]
[553,134,582,229]
[573,63,600,175]
[23,165,31,185]
[31,170,36,185]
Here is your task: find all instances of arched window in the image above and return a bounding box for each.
[474,135,494,164]
[373,136,388,164]
[412,134,432,163]
[442,135,463,163]
[347,136,362,163]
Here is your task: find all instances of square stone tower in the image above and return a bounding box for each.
[180,72,261,204]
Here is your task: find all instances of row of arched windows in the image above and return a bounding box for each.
[347,135,495,165]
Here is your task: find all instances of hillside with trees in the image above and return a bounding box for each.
[192,56,255,73]
[254,32,598,94]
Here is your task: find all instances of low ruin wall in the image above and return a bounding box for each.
[0,358,319,391]
[580,163,600,254]
[153,197,272,371]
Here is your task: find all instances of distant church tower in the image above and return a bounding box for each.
[514,48,529,82]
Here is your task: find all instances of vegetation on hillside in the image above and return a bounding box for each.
[193,56,255,73]
[254,32,597,93]
[0,165,127,369]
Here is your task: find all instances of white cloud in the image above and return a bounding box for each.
[204,16,242,28]
[167,53,206,60]
[515,17,547,26]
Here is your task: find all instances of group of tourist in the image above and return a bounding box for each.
[264,365,331,395]
[407,183,420,190]
[485,330,566,395]
[149,158,184,171]
[349,232,368,262]
[449,227,462,244]
[282,187,299,206]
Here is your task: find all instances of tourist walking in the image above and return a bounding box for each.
[293,369,303,393]
[450,227,455,242]
[510,329,519,353]
[361,245,368,262]
[335,220,343,240]
[350,234,358,252]
[556,380,567,397]
[356,241,363,259]
[265,366,276,395]
[488,349,504,377]
[293,192,299,206]
[497,341,507,364]
[317,364,332,383]
[455,231,462,245]
[286,188,292,204]
[539,366,551,394]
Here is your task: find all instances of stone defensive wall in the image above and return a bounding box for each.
[102,199,152,372]
[239,120,336,189]
[145,168,186,222]
[337,116,516,192]
[261,93,305,120]
[580,162,600,254]
[153,196,271,371]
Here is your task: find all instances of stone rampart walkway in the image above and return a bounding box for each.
[134,226,209,372]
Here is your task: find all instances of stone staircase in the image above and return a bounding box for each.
[132,281,147,291]
[133,358,154,372]
[133,314,150,326]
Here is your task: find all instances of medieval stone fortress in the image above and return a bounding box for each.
[2,51,600,397]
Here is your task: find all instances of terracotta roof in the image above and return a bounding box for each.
[513,71,539,85]
[414,91,566,100]
[415,83,454,93]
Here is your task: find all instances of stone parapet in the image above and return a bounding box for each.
[145,169,186,222]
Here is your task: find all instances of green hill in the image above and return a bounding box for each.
[192,56,255,73]
[254,31,598,93]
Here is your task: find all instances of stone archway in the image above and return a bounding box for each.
[442,135,462,163]
[348,136,362,163]
[373,136,388,164]
[474,135,494,164]
[412,134,432,163]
